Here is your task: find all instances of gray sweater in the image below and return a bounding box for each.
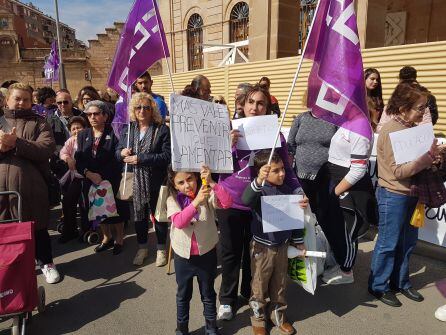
[287,112,338,180]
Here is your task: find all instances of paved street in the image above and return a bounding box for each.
[1,210,446,335]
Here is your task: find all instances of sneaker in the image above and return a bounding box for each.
[435,304,446,322]
[41,263,60,284]
[133,248,149,266]
[217,304,233,321]
[156,249,168,267]
[322,266,354,285]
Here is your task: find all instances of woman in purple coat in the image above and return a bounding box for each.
[217,84,300,320]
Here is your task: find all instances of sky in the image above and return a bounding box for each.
[30,0,135,43]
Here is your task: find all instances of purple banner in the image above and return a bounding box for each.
[43,41,59,83]
[107,0,169,100]
[304,0,372,140]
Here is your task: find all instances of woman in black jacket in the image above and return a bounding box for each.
[75,100,129,255]
[116,92,171,266]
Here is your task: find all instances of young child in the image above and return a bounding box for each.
[58,116,87,243]
[242,151,308,335]
[166,164,233,335]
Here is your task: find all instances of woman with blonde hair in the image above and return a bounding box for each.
[117,92,171,266]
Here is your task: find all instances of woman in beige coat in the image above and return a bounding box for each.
[0,83,60,284]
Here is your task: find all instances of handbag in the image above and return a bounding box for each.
[154,185,170,222]
[116,172,133,201]
[410,168,446,208]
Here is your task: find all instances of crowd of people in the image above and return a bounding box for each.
[0,65,445,334]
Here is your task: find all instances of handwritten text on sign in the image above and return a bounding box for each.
[261,195,304,233]
[389,123,435,165]
[232,115,282,151]
[170,94,233,173]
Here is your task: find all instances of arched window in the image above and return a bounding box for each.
[229,2,249,57]
[187,14,203,70]
[299,0,317,53]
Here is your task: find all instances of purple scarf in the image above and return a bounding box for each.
[176,192,199,220]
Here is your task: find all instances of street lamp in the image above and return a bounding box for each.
[54,0,67,89]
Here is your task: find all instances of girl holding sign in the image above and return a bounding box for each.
[216,84,300,321]
[369,82,440,307]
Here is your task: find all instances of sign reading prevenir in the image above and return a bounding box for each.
[170,94,233,173]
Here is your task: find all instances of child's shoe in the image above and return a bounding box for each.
[278,322,296,335]
[205,319,220,335]
[175,321,189,335]
[217,304,233,320]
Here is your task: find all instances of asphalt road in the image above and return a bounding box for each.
[1,211,446,335]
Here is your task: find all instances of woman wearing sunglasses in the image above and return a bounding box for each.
[75,100,130,255]
[117,93,171,266]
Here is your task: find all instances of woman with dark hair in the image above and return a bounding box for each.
[75,100,129,255]
[369,82,439,307]
[33,86,57,117]
[77,86,101,111]
[216,84,300,323]
[364,68,384,129]
[259,76,281,117]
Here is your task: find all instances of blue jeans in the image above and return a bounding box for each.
[369,187,418,293]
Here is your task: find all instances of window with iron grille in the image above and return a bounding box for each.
[299,0,318,53]
[229,2,249,57]
[187,13,203,70]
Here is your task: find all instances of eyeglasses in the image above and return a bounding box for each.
[86,112,101,117]
[56,100,70,105]
[135,105,151,111]
[412,105,427,114]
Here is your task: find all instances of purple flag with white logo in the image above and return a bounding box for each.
[44,41,59,83]
[107,0,169,100]
[304,0,372,140]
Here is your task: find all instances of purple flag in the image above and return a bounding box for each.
[304,0,372,140]
[43,41,59,83]
[107,0,169,100]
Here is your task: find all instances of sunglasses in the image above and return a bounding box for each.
[56,100,70,105]
[214,100,225,104]
[135,105,151,111]
[86,111,101,117]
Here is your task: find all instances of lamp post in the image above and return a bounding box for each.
[54,0,67,89]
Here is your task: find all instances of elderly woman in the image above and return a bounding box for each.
[368,82,439,307]
[0,83,60,284]
[75,100,129,255]
[117,93,171,266]
[217,84,301,335]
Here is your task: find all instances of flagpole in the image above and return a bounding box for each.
[54,0,67,89]
[151,0,175,93]
[265,0,323,170]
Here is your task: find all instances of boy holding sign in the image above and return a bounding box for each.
[242,151,308,335]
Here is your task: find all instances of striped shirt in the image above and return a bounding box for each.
[328,128,372,186]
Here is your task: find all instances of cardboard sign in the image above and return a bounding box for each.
[389,123,435,164]
[232,114,282,150]
[170,94,233,173]
[261,195,304,233]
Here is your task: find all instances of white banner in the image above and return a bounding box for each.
[232,115,282,150]
[170,94,233,173]
[261,194,304,233]
[389,123,435,164]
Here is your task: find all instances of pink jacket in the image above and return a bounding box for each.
[170,184,232,256]
[59,136,77,161]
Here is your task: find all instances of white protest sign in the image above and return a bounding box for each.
[261,194,304,233]
[389,123,434,164]
[232,114,282,150]
[170,94,233,173]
